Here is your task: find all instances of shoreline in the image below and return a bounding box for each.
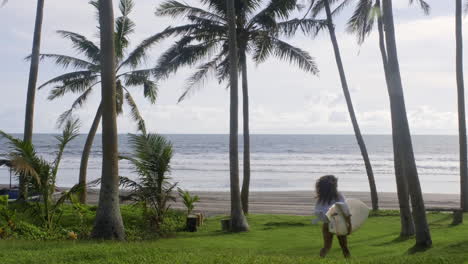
[1,185,459,216]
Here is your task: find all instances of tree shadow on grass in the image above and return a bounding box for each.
[263,221,306,229]
[406,244,432,255]
[371,235,413,247]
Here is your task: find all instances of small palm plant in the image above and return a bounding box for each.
[178,188,200,216]
[120,134,177,231]
[36,0,158,203]
[0,119,82,231]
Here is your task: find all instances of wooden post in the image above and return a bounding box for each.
[221,219,231,232]
[452,210,463,225]
[186,215,198,232]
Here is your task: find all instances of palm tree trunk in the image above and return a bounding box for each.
[78,104,103,204]
[456,0,468,212]
[382,0,431,247]
[91,0,125,240]
[323,0,378,211]
[376,0,414,236]
[226,0,249,232]
[21,0,45,200]
[240,52,251,215]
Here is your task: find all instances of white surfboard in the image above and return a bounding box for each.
[326,199,370,235]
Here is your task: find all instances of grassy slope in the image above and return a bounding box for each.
[1,212,468,264]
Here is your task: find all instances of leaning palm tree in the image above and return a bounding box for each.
[19,0,45,200]
[307,0,378,211]
[338,0,429,237]
[380,0,432,248]
[456,0,468,212]
[37,0,157,204]
[91,0,125,240]
[128,0,321,214]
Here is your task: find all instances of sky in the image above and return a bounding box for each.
[0,0,464,135]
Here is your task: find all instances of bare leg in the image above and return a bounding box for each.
[320,223,333,257]
[337,235,351,258]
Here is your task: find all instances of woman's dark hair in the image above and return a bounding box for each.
[316,175,339,204]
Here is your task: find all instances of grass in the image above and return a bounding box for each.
[1,210,468,263]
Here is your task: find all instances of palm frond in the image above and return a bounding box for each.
[46,74,99,100]
[346,0,375,44]
[52,118,80,176]
[250,0,297,28]
[178,53,224,103]
[277,18,327,37]
[156,0,225,22]
[39,70,96,90]
[116,81,124,115]
[409,0,430,15]
[27,54,96,70]
[115,0,136,60]
[269,37,319,74]
[57,31,100,63]
[124,92,147,134]
[56,86,97,127]
[120,25,200,69]
[154,37,220,79]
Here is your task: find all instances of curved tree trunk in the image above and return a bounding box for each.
[21,0,45,200]
[92,0,125,240]
[240,52,251,215]
[226,0,249,232]
[456,0,468,212]
[382,0,431,247]
[79,104,103,204]
[376,0,414,236]
[323,0,378,211]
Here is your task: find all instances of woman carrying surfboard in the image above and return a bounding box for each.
[314,175,352,258]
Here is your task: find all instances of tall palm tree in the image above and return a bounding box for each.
[381,0,431,247]
[226,0,249,232]
[456,0,468,212]
[344,0,429,237]
[308,0,378,211]
[20,0,45,200]
[129,0,321,213]
[91,0,125,240]
[37,0,157,204]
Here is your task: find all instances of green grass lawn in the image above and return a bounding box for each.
[1,212,468,264]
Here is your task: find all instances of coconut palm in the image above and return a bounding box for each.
[307,0,379,211]
[456,0,468,213]
[129,0,321,214]
[379,0,432,248]
[37,0,157,204]
[91,0,125,240]
[328,0,429,237]
[18,0,45,200]
[226,0,249,232]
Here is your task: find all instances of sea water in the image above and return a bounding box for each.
[0,134,460,194]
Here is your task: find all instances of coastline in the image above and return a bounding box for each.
[1,185,459,216]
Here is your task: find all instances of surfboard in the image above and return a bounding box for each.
[325,199,370,235]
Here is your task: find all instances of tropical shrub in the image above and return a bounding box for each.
[120,134,178,232]
[178,188,200,215]
[0,119,83,231]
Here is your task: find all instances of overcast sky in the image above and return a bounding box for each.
[0,0,464,135]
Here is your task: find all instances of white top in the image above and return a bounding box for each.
[314,192,346,223]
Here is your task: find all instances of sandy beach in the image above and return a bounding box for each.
[1,185,459,216]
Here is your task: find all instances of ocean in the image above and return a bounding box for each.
[0,134,461,194]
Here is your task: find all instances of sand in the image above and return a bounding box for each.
[1,185,459,216]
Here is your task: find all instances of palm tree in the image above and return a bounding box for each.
[344,0,429,237]
[381,0,431,248]
[130,0,321,214]
[37,0,157,204]
[456,0,468,212]
[226,0,249,232]
[308,0,378,211]
[91,0,125,240]
[19,0,45,200]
